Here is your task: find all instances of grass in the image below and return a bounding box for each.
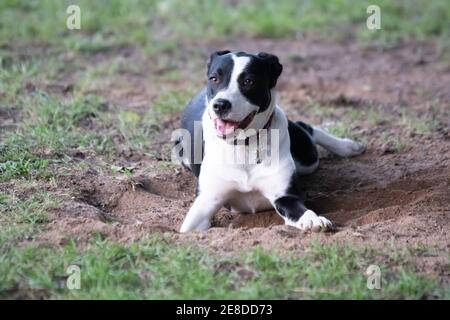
[0,236,446,299]
[0,93,108,181]
[380,132,410,153]
[0,185,59,248]
[1,1,449,52]
[0,86,193,181]
[304,100,442,153]
[400,110,440,135]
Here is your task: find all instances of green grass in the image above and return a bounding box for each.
[380,132,410,153]
[0,59,42,104]
[1,0,449,52]
[0,86,193,181]
[0,93,108,180]
[400,110,440,135]
[304,100,441,154]
[0,185,59,248]
[0,236,446,299]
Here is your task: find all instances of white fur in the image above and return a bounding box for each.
[284,210,332,231]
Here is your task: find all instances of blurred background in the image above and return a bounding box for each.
[1,0,449,159]
[1,0,449,52]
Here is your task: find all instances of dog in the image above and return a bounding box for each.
[174,50,365,233]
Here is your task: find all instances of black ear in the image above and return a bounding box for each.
[207,50,231,74]
[257,52,283,88]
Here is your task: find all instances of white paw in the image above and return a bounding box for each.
[336,139,365,157]
[179,217,210,233]
[286,210,333,232]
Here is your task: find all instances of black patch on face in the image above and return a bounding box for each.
[235,51,283,113]
[206,50,233,101]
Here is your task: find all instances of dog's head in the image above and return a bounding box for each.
[206,50,283,137]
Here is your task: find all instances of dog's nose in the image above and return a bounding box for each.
[213,99,231,117]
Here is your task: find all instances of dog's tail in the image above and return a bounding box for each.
[298,122,365,157]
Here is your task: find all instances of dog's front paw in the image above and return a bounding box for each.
[286,210,332,232]
[338,139,366,157]
[179,216,211,233]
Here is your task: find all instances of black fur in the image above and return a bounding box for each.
[274,195,309,221]
[288,120,318,167]
[235,51,283,113]
[206,51,234,103]
[295,120,314,135]
[180,89,207,177]
[274,174,308,222]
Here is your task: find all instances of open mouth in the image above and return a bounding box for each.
[214,111,257,136]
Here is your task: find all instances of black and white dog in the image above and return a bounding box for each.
[175,50,364,233]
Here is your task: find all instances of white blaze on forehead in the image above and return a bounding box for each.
[211,55,250,103]
[228,55,250,92]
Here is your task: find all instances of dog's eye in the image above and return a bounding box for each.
[209,76,219,83]
[243,79,254,86]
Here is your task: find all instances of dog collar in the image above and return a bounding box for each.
[227,112,274,165]
[220,111,274,145]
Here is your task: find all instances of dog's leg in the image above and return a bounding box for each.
[258,174,332,232]
[179,191,226,233]
[274,195,332,232]
[313,127,365,157]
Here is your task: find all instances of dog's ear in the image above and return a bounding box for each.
[257,52,283,88]
[207,50,231,74]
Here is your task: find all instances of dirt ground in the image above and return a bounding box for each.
[22,38,449,280]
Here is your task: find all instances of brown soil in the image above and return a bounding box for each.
[10,38,450,280]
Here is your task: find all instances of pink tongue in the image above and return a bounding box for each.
[215,119,239,135]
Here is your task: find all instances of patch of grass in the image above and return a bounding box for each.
[0,187,59,247]
[0,58,42,105]
[325,122,351,139]
[307,101,336,118]
[149,88,195,122]
[0,237,445,299]
[380,132,410,153]
[98,88,194,153]
[0,50,196,182]
[0,157,50,182]
[1,1,449,53]
[357,0,450,48]
[1,87,184,181]
[1,93,107,180]
[1,79,196,182]
[400,110,439,135]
